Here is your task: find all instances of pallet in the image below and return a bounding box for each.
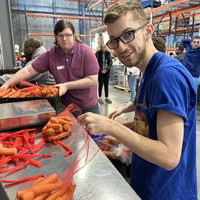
[114,85,130,92]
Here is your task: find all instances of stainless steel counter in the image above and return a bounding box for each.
[1,117,140,200]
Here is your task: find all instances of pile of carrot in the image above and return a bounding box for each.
[42,116,73,141]
[16,173,76,200]
[0,85,58,98]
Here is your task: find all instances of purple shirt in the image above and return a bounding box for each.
[32,41,99,109]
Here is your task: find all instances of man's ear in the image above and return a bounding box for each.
[144,24,154,40]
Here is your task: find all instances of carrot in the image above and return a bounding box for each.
[32,193,49,200]
[9,90,21,98]
[56,116,72,122]
[50,132,71,141]
[21,182,64,200]
[0,147,16,156]
[46,124,62,130]
[54,127,63,134]
[17,177,44,199]
[17,173,58,199]
[45,185,67,200]
[3,89,16,97]
[50,118,60,124]
[63,124,71,131]
[0,89,11,97]
[56,182,76,200]
[65,182,76,200]
[38,173,58,185]
[42,128,55,136]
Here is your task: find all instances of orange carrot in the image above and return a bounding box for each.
[0,89,11,97]
[56,182,76,200]
[46,124,62,130]
[9,90,21,98]
[0,147,16,156]
[64,182,76,200]
[45,187,66,200]
[63,124,71,131]
[54,127,63,134]
[32,193,49,200]
[56,116,72,122]
[43,128,55,136]
[18,173,58,199]
[21,182,64,200]
[50,118,60,124]
[50,132,71,141]
[3,89,16,97]
[17,177,44,199]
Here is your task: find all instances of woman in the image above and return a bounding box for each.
[2,20,100,114]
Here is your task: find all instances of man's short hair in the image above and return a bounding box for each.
[104,0,147,25]
[175,41,184,53]
[152,37,166,53]
[192,36,200,41]
[25,38,43,49]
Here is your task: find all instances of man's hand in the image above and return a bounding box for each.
[78,112,114,135]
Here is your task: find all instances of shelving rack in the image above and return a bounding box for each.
[87,0,200,48]
[10,0,200,48]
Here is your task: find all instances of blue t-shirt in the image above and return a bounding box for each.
[131,52,197,200]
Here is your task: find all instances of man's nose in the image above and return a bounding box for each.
[117,39,127,51]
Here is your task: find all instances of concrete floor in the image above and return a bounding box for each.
[99,85,200,199]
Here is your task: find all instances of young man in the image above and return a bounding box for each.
[175,41,184,64]
[96,44,113,104]
[78,0,197,199]
[1,20,100,114]
[182,36,200,90]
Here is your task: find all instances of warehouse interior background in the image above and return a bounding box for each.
[0,0,200,199]
[0,0,200,68]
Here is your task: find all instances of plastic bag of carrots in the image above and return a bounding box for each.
[42,103,81,142]
[16,173,76,200]
[42,116,73,141]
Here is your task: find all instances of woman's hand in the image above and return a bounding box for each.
[55,83,68,96]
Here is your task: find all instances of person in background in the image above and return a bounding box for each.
[78,0,197,199]
[96,44,113,104]
[182,36,200,91]
[174,41,184,64]
[152,36,166,53]
[0,38,55,86]
[23,38,55,85]
[1,20,100,114]
[126,66,140,102]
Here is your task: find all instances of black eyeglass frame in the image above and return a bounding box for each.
[106,23,147,49]
[56,33,73,38]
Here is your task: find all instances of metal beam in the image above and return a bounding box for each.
[25,12,102,21]
[145,0,190,15]
[88,0,104,9]
[28,33,95,38]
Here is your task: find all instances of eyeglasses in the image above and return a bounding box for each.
[57,33,73,39]
[106,24,146,49]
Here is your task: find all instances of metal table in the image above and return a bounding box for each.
[1,117,140,200]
